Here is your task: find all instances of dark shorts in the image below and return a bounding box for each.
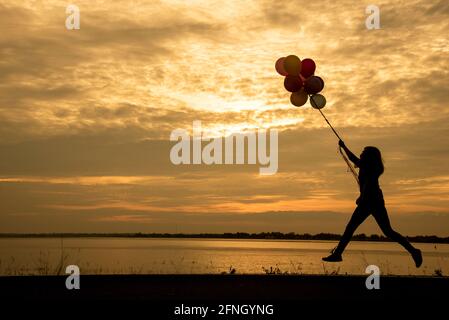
[356,189,384,207]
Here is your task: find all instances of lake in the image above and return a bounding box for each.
[0,238,447,276]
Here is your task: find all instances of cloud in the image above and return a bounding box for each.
[2,0,448,143]
[0,0,448,234]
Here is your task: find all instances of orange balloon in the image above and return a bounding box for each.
[283,55,302,76]
[290,89,308,107]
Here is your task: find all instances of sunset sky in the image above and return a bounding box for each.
[0,0,448,235]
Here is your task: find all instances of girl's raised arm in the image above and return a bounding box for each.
[339,140,360,167]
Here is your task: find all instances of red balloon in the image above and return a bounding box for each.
[304,76,324,94]
[300,58,316,78]
[275,57,288,76]
[284,75,303,92]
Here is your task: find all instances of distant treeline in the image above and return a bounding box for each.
[0,232,448,243]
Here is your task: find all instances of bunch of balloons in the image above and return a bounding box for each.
[275,55,326,109]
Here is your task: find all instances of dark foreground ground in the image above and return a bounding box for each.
[1,275,448,317]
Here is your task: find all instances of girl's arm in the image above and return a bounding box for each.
[339,140,360,167]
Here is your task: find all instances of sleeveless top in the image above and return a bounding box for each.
[357,165,383,204]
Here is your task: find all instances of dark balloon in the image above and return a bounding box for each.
[310,94,326,109]
[300,58,316,78]
[275,57,288,76]
[304,76,324,94]
[317,76,325,90]
[284,75,303,92]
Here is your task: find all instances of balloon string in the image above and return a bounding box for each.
[309,95,341,140]
[317,109,342,140]
[339,146,360,185]
[309,95,359,185]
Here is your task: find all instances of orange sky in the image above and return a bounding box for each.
[0,0,448,235]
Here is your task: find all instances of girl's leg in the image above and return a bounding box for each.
[372,205,416,254]
[372,204,422,267]
[333,206,370,256]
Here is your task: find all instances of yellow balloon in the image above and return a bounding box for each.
[283,55,302,76]
[290,90,308,107]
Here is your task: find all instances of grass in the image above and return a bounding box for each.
[1,257,448,277]
[0,243,448,276]
[262,266,287,275]
[321,263,341,276]
[221,266,236,274]
[433,268,444,277]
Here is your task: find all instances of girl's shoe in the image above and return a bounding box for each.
[412,248,422,268]
[322,248,342,262]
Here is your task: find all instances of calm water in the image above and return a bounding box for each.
[0,238,448,276]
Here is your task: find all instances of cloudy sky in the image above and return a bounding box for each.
[0,0,448,235]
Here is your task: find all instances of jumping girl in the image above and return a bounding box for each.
[322,140,423,268]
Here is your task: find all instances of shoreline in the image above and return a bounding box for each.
[1,232,449,244]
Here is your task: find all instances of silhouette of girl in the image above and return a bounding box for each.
[322,140,423,268]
